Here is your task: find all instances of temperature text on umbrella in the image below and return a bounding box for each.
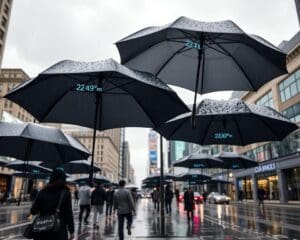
[74,84,103,93]
[214,133,233,139]
[185,40,201,50]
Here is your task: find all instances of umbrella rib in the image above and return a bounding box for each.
[102,79,137,93]
[232,114,244,146]
[209,38,257,91]
[155,45,189,77]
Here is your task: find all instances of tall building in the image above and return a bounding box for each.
[0,68,34,122]
[65,129,120,182]
[122,141,130,179]
[148,130,158,175]
[231,30,300,203]
[0,0,13,67]
[128,164,135,184]
[119,128,125,178]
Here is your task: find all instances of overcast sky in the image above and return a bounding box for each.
[2,0,299,186]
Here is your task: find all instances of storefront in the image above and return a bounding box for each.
[234,153,300,203]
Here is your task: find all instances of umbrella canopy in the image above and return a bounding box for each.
[0,158,8,166]
[156,99,298,146]
[175,172,211,182]
[215,151,258,169]
[13,171,50,179]
[144,173,176,182]
[117,16,287,94]
[5,58,189,131]
[0,122,90,163]
[5,160,52,174]
[173,153,224,168]
[40,160,100,174]
[75,174,110,184]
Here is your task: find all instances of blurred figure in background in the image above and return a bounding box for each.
[106,185,115,217]
[184,187,194,222]
[74,186,79,205]
[91,183,106,229]
[165,185,173,214]
[78,183,91,225]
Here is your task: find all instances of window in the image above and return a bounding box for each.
[1,18,6,28]
[282,102,300,122]
[0,30,4,40]
[279,70,300,102]
[256,91,274,108]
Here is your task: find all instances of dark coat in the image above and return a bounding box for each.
[258,188,265,201]
[91,187,106,205]
[31,185,74,240]
[165,189,173,203]
[184,191,194,211]
[106,190,115,203]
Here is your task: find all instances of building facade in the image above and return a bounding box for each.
[67,129,120,182]
[0,68,34,122]
[0,0,13,67]
[232,31,300,203]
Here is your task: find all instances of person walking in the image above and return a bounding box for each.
[175,188,180,203]
[184,187,194,222]
[238,189,244,202]
[165,185,173,214]
[78,183,91,225]
[106,186,115,217]
[152,188,160,212]
[74,186,79,205]
[30,168,74,240]
[114,180,136,240]
[258,187,265,209]
[91,183,106,229]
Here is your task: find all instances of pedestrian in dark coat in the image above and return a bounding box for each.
[165,185,173,214]
[258,188,265,208]
[106,186,115,217]
[91,183,106,228]
[184,187,194,222]
[175,189,179,203]
[31,168,74,240]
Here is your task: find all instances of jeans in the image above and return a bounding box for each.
[165,201,172,214]
[118,213,132,240]
[92,204,104,225]
[106,202,113,216]
[79,204,91,223]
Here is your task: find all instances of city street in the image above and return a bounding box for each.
[0,199,299,239]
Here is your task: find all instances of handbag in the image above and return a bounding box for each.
[23,223,34,239]
[32,190,65,233]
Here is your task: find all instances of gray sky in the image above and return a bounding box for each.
[2,0,299,186]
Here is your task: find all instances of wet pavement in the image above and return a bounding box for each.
[0,199,299,239]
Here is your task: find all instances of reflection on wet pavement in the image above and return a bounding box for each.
[0,200,299,239]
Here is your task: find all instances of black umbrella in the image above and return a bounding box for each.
[144,173,176,182]
[174,153,224,168]
[0,122,90,163]
[40,160,101,174]
[13,171,50,179]
[156,99,298,146]
[5,58,189,181]
[75,174,110,184]
[215,151,258,169]
[175,172,211,182]
[6,160,52,174]
[0,158,8,166]
[0,122,90,205]
[116,16,287,121]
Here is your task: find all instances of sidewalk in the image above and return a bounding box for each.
[231,200,300,208]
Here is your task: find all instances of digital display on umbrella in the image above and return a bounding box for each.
[214,133,233,139]
[74,84,103,93]
[232,164,240,169]
[185,40,201,49]
[193,163,205,168]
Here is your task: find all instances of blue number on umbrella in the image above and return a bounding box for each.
[74,84,103,93]
[185,40,201,50]
[214,133,233,139]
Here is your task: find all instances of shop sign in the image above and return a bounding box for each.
[254,163,276,173]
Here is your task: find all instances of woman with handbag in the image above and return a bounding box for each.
[30,168,75,240]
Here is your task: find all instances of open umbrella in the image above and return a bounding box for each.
[0,122,90,205]
[40,160,101,174]
[0,122,90,163]
[175,172,211,183]
[174,153,224,168]
[6,160,52,174]
[156,99,298,146]
[5,58,189,182]
[215,151,258,169]
[116,16,287,119]
[74,174,110,184]
[13,171,50,179]
[144,173,176,182]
